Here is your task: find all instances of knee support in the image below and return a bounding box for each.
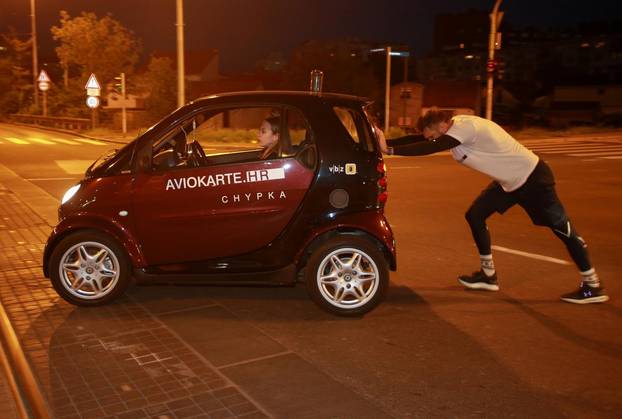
[550,219,591,271]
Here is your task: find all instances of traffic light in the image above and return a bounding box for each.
[486,59,497,73]
[113,73,125,97]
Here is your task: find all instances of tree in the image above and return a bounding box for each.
[140,56,177,121]
[0,29,34,114]
[51,11,142,86]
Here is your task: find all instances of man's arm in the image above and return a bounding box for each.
[387,134,426,147]
[389,134,460,156]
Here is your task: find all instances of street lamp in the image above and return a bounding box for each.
[176,0,185,107]
[30,0,39,108]
[370,47,411,133]
[486,0,504,120]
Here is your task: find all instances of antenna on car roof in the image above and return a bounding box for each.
[309,69,323,95]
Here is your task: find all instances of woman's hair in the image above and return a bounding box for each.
[264,116,280,136]
[416,108,454,132]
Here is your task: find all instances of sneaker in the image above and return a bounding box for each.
[458,270,499,291]
[561,284,609,304]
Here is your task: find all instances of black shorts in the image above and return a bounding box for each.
[473,160,568,227]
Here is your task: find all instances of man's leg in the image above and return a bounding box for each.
[459,183,515,291]
[520,179,609,304]
[549,217,609,303]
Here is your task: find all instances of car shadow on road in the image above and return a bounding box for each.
[25,290,573,419]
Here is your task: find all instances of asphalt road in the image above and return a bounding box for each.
[1,123,621,418]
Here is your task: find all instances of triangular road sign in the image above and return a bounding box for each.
[38,69,50,83]
[85,73,101,90]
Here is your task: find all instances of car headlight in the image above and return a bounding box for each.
[61,184,81,205]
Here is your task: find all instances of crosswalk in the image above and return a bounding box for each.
[1,136,108,146]
[386,136,622,160]
[519,137,622,160]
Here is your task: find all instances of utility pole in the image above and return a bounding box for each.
[30,0,39,108]
[176,0,185,107]
[384,46,392,133]
[121,73,127,135]
[486,0,503,120]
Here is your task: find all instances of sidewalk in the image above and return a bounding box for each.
[0,357,20,419]
[0,182,270,418]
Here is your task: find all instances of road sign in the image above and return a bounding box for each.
[85,73,101,90]
[86,96,100,109]
[85,73,101,97]
[38,70,51,91]
[38,70,50,83]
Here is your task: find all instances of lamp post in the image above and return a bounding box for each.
[176,0,185,107]
[370,47,411,133]
[384,46,392,133]
[30,0,39,108]
[485,0,503,120]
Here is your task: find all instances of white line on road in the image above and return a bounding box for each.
[74,138,107,145]
[51,138,80,145]
[25,177,78,181]
[532,145,622,151]
[491,245,571,265]
[568,151,622,157]
[4,137,28,144]
[28,137,55,145]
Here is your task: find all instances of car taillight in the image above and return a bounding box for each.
[377,159,388,207]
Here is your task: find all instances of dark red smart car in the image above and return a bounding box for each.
[43,91,396,316]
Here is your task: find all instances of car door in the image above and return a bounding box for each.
[131,105,316,266]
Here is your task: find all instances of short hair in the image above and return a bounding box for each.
[417,108,454,132]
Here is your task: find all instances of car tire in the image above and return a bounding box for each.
[305,235,389,316]
[49,231,131,306]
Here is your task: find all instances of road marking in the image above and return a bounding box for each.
[532,144,622,151]
[51,138,80,145]
[568,151,622,157]
[601,156,622,159]
[74,138,107,145]
[55,160,93,174]
[28,137,55,145]
[4,137,28,144]
[492,245,571,265]
[25,177,78,181]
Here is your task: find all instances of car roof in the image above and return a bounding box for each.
[191,90,373,108]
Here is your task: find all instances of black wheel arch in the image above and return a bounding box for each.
[296,228,395,279]
[43,227,131,278]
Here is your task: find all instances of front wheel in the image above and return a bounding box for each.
[49,231,131,306]
[305,236,389,316]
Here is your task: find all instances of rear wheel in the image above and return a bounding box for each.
[305,236,389,316]
[49,231,131,306]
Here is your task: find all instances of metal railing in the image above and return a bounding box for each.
[9,114,92,131]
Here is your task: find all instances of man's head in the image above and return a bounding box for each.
[417,108,454,140]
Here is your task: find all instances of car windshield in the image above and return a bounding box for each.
[85,141,134,177]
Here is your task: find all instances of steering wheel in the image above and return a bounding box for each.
[188,140,207,167]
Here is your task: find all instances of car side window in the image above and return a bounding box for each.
[333,106,374,151]
[334,107,360,144]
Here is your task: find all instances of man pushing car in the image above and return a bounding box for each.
[377,108,608,304]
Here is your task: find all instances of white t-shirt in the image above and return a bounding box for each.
[446,115,539,192]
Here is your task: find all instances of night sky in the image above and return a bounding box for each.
[2,0,621,72]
